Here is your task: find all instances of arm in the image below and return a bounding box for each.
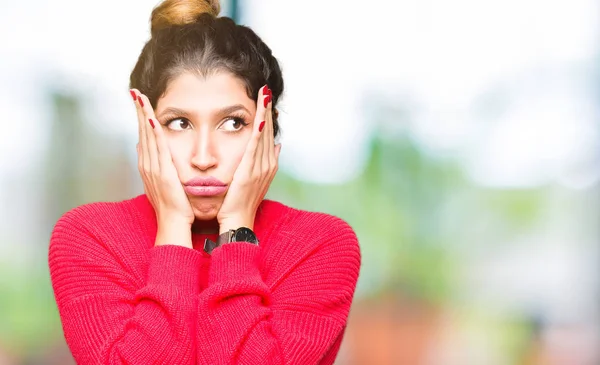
[48,210,201,364]
[195,217,361,364]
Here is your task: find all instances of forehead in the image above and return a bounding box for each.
[156,71,253,112]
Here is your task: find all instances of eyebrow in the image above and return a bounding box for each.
[157,104,251,119]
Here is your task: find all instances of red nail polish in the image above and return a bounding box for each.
[259,121,265,132]
[137,96,144,107]
[264,85,270,95]
[263,95,271,108]
[149,118,155,129]
[129,90,136,101]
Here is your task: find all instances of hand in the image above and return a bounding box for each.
[217,85,282,233]
[132,89,195,229]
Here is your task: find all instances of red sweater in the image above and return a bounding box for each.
[48,194,361,364]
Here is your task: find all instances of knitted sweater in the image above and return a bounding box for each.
[48,194,361,364]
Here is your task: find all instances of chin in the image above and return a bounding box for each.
[191,198,221,220]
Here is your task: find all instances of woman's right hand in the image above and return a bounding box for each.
[132,89,195,246]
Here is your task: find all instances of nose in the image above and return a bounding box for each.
[190,132,218,171]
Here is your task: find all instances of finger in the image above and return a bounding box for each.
[259,142,280,201]
[137,127,154,206]
[136,142,141,174]
[253,85,270,150]
[131,89,149,177]
[146,102,175,175]
[271,142,281,183]
[133,91,159,208]
[263,88,275,172]
[137,93,160,176]
[137,93,179,184]
[239,85,269,175]
[255,86,271,175]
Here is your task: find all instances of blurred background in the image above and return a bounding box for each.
[1,0,599,364]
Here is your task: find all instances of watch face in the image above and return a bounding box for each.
[233,227,258,244]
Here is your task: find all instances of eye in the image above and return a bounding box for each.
[165,118,191,131]
[220,117,249,132]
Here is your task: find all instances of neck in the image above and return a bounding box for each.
[191,218,219,234]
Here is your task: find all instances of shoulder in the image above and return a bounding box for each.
[52,195,141,234]
[259,199,361,265]
[49,194,150,253]
[263,199,358,241]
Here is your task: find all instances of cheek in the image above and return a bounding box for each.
[166,138,188,175]
[218,136,249,176]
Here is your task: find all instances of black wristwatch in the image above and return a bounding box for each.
[204,227,259,254]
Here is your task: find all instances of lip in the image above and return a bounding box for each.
[184,185,228,197]
[184,176,227,187]
[183,176,228,197]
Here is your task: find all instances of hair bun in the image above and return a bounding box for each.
[151,0,220,35]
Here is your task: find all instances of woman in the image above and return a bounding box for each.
[48,0,361,364]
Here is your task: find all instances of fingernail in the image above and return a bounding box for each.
[137,96,144,107]
[148,118,155,129]
[259,121,265,132]
[129,90,136,101]
[264,85,270,95]
[263,95,271,108]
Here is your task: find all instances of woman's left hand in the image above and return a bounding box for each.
[217,85,281,234]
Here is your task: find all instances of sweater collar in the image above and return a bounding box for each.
[131,193,276,240]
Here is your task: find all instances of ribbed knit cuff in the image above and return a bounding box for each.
[208,242,262,285]
[147,245,203,292]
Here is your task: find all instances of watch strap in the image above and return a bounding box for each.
[203,238,218,254]
[204,229,232,254]
[204,228,258,254]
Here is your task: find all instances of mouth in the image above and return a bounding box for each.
[183,185,228,197]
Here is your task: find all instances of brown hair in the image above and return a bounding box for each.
[130,0,283,137]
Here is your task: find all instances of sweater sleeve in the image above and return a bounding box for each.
[48,209,203,365]
[196,216,361,365]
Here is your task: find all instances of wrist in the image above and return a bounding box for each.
[159,211,194,227]
[156,220,192,248]
[218,216,254,235]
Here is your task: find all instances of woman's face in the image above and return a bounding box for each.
[154,71,256,221]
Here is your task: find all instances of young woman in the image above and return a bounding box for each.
[48,0,361,364]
